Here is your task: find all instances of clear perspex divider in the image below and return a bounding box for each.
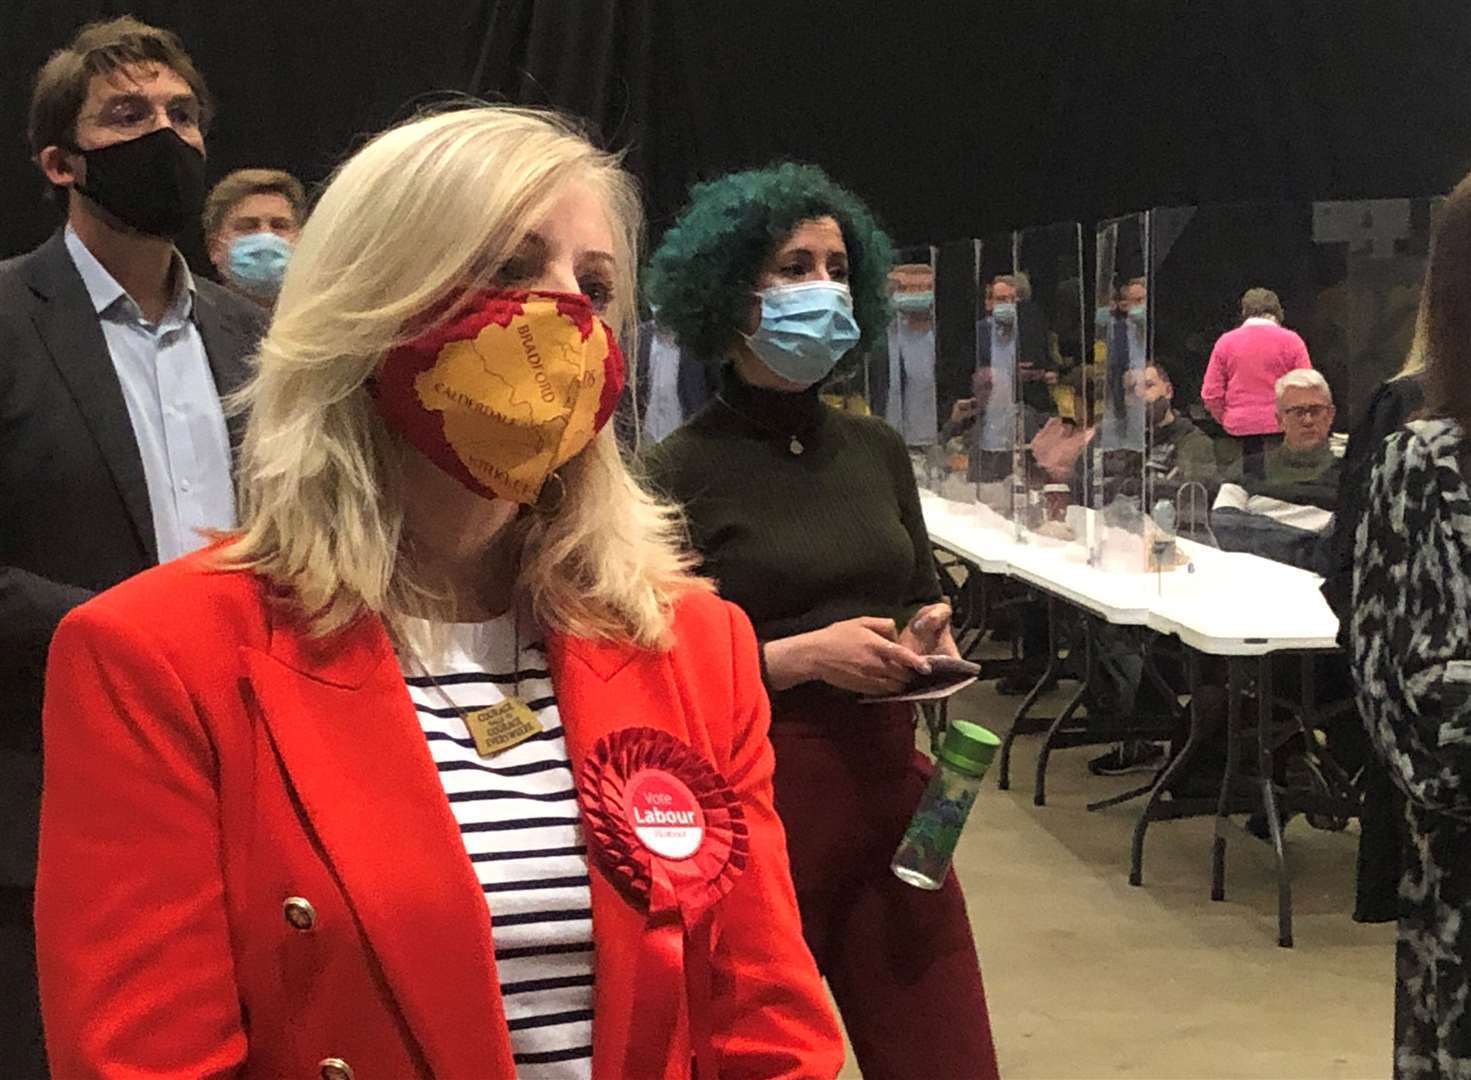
[1085,213,1151,572]
[1010,221,1086,548]
[868,244,956,496]
[626,317,686,450]
[1142,197,1440,579]
[967,234,1023,526]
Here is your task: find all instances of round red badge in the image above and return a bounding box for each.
[625,769,706,860]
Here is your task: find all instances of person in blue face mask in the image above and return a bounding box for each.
[204,168,305,306]
[642,163,999,1080]
[882,261,939,445]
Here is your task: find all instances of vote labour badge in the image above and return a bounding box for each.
[577,727,749,1076]
[371,289,625,504]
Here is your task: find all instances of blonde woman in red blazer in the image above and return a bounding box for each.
[34,106,842,1080]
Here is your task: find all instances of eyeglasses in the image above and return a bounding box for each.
[1282,404,1331,422]
[78,95,203,136]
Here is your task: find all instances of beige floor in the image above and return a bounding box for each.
[834,676,1396,1080]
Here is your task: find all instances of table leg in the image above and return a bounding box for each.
[1088,635,1187,813]
[998,594,1058,791]
[1034,679,1088,807]
[958,567,988,661]
[1034,614,1091,807]
[1130,651,1204,886]
[924,699,947,758]
[1258,654,1293,948]
[1212,657,1243,902]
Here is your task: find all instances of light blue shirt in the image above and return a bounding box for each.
[64,226,236,563]
[884,319,938,446]
[642,327,686,444]
[978,320,1018,452]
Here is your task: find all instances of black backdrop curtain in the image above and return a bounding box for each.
[2,1,1470,267]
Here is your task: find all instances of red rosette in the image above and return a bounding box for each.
[578,727,749,1076]
[578,726,748,924]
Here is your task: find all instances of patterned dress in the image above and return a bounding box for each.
[1354,418,1471,1079]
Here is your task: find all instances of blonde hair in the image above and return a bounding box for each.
[1399,274,1430,378]
[220,106,705,647]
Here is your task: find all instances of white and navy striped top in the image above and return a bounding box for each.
[399,615,593,1077]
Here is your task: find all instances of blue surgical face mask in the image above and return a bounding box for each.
[743,280,861,387]
[891,290,933,313]
[227,231,293,296]
[1127,303,1147,324]
[991,301,1017,326]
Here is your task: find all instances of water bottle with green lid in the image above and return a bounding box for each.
[891,719,999,890]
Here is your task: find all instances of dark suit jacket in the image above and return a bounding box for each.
[0,229,263,886]
[977,303,1054,414]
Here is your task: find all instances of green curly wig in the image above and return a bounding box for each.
[645,162,894,369]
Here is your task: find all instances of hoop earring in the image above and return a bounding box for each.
[535,470,566,515]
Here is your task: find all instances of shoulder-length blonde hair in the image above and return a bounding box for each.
[1398,271,1430,378]
[221,106,705,647]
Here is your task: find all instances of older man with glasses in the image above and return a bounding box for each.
[0,16,262,1076]
[1211,368,1341,569]
[1174,369,1365,845]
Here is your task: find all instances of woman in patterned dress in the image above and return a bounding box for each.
[1353,171,1471,1080]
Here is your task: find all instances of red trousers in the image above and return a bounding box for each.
[769,701,1000,1080]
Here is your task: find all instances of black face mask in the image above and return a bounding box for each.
[71,127,206,239]
[1145,395,1172,429]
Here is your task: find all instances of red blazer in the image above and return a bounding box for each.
[35,552,842,1079]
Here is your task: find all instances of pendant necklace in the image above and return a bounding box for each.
[715,394,809,456]
[408,608,544,759]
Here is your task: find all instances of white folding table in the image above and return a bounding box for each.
[920,493,1350,946]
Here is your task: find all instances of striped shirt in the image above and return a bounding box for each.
[399,615,593,1077]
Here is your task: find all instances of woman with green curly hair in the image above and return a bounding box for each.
[643,163,998,1079]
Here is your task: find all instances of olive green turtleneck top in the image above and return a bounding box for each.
[643,366,941,659]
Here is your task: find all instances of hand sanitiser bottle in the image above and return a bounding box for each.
[891,720,1000,890]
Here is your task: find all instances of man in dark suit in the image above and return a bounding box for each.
[976,273,1055,416]
[0,17,262,1076]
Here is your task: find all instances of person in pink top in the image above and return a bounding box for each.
[1201,287,1313,466]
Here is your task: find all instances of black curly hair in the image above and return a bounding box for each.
[645,162,894,369]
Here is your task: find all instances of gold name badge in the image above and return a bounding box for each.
[463,698,544,758]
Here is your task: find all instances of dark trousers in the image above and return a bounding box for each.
[1238,432,1284,478]
[0,886,45,1078]
[770,702,999,1080]
[1354,760,1405,924]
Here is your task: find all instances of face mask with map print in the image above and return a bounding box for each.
[370,290,625,503]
